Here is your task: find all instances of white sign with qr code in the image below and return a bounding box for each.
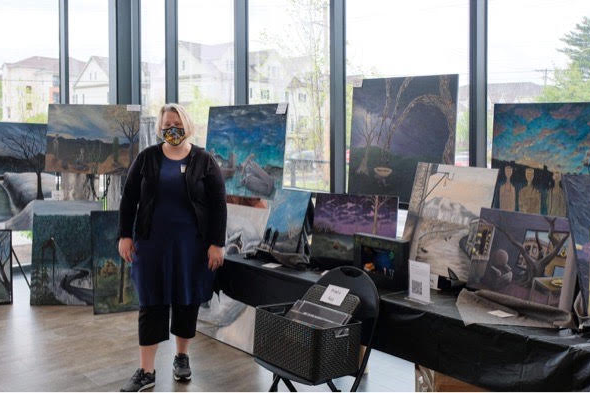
[408,260,431,304]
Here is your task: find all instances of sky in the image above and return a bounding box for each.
[0,0,588,86]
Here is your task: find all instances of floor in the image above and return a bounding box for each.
[0,273,414,391]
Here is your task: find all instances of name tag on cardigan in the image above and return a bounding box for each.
[180,164,186,173]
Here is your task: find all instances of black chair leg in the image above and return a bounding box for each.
[282,378,297,392]
[269,374,280,392]
[327,380,340,392]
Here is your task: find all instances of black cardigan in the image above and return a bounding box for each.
[118,143,227,248]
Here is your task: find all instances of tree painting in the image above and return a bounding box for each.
[311,193,398,263]
[0,231,12,304]
[348,74,458,204]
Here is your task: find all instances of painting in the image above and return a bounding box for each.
[403,163,498,283]
[563,174,590,313]
[91,211,138,314]
[206,104,287,199]
[348,74,458,204]
[46,104,140,175]
[311,193,398,265]
[0,231,12,305]
[262,189,311,254]
[492,102,590,217]
[467,208,573,308]
[226,202,270,255]
[30,214,93,306]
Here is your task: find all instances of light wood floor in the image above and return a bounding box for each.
[0,273,414,392]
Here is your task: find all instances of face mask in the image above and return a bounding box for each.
[162,127,186,146]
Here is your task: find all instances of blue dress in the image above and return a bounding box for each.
[131,154,214,306]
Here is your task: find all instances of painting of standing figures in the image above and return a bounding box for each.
[0,231,12,305]
[348,74,458,204]
[492,102,590,217]
[263,189,311,253]
[92,211,138,314]
[30,214,93,306]
[468,208,573,308]
[46,104,140,175]
[206,104,287,199]
[311,193,398,264]
[403,163,498,283]
[563,174,590,314]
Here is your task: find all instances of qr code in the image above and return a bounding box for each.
[411,280,423,295]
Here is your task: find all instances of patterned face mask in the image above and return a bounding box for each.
[162,127,186,146]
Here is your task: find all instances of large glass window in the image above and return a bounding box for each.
[488,0,590,165]
[140,0,166,149]
[178,0,234,147]
[68,0,110,105]
[249,0,331,192]
[346,0,470,175]
[0,0,59,122]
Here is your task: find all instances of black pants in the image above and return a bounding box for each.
[138,304,200,346]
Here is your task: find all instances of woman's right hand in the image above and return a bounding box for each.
[118,237,136,263]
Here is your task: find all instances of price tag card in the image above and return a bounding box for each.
[488,310,515,318]
[51,190,64,201]
[408,260,431,304]
[352,78,363,88]
[320,284,350,307]
[126,104,141,112]
[276,102,288,115]
[262,262,281,269]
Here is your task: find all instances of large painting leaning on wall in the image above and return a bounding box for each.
[46,104,140,175]
[492,102,590,217]
[467,208,573,308]
[30,214,93,306]
[348,74,458,204]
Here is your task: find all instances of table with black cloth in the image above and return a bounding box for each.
[217,254,590,391]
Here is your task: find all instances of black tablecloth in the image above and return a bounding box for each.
[218,254,590,391]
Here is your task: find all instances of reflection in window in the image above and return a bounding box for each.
[178,0,234,147]
[249,0,330,192]
[488,0,590,166]
[0,0,59,122]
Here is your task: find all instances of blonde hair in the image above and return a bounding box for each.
[155,103,195,140]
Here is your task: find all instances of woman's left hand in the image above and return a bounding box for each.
[207,245,225,271]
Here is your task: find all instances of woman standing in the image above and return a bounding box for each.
[118,103,227,392]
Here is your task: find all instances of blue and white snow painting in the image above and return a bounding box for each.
[206,104,287,199]
[265,189,311,253]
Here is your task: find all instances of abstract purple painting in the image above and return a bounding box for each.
[311,193,398,263]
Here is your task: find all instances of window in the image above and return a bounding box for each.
[181,60,186,72]
[52,92,59,103]
[140,0,166,149]
[69,0,109,104]
[249,87,253,99]
[260,89,270,100]
[298,92,306,103]
[178,0,234,147]
[487,0,590,166]
[250,0,330,192]
[346,0,470,172]
[26,102,32,110]
[73,94,78,104]
[53,74,59,87]
[284,91,289,102]
[0,0,59,122]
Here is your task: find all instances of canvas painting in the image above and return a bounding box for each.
[263,189,311,254]
[30,214,93,306]
[468,208,573,308]
[206,104,287,199]
[492,102,590,217]
[311,193,398,264]
[0,122,47,175]
[226,202,270,255]
[46,104,140,175]
[348,74,458,204]
[0,231,12,305]
[403,163,498,282]
[563,174,590,313]
[91,211,138,314]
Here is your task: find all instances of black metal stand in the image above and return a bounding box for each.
[11,246,30,289]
